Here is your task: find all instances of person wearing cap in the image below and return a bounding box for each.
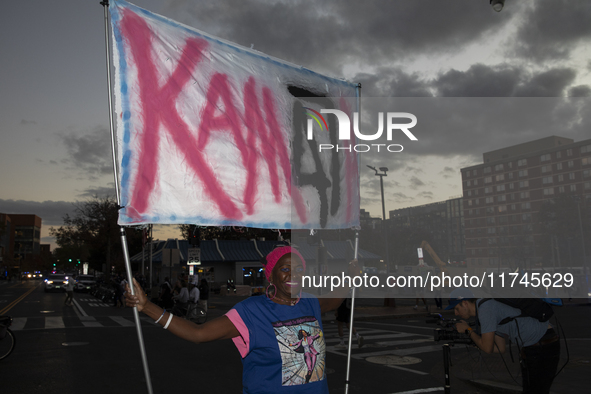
[446,288,560,394]
[125,245,360,394]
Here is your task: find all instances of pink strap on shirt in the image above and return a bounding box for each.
[226,309,250,358]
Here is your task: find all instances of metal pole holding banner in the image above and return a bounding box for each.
[101,2,154,393]
[345,229,360,394]
[149,224,153,286]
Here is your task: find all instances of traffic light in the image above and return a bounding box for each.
[189,225,200,246]
[69,259,72,262]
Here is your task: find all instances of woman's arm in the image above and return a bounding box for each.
[125,279,239,343]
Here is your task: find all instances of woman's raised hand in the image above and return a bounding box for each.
[125,278,148,312]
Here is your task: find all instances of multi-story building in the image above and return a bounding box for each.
[1,214,13,277]
[10,214,42,257]
[0,213,12,258]
[360,208,383,230]
[0,213,43,276]
[461,136,591,269]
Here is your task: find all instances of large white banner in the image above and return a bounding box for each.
[110,0,360,229]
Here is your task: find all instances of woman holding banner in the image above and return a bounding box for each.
[125,245,359,394]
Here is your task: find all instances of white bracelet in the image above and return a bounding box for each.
[163,313,173,330]
[155,309,166,324]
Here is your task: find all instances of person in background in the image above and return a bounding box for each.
[172,280,189,316]
[448,288,560,394]
[64,275,75,306]
[335,297,364,349]
[413,297,428,311]
[189,281,200,304]
[160,277,173,309]
[150,281,160,304]
[198,278,209,310]
[434,297,443,310]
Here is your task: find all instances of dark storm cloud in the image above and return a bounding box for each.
[513,68,577,97]
[439,167,456,179]
[355,64,581,98]
[77,186,116,199]
[166,0,513,75]
[416,191,433,199]
[405,166,425,175]
[511,0,591,62]
[60,126,112,177]
[355,69,433,97]
[433,65,577,97]
[433,64,523,97]
[568,85,591,97]
[0,199,76,226]
[351,96,591,165]
[409,176,425,189]
[389,192,413,206]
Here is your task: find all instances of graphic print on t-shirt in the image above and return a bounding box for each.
[273,316,326,386]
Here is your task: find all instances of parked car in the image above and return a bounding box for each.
[75,275,96,292]
[44,274,68,292]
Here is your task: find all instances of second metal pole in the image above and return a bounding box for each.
[345,230,360,394]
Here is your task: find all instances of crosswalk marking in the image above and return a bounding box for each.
[324,332,428,344]
[11,317,26,330]
[323,328,388,335]
[374,339,433,347]
[8,315,441,369]
[80,316,103,327]
[79,298,111,307]
[323,323,443,369]
[141,317,159,325]
[110,316,134,327]
[45,316,65,329]
[351,344,443,359]
[9,316,150,330]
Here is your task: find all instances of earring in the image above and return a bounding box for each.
[266,282,277,300]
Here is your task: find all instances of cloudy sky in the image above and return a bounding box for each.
[1,0,590,248]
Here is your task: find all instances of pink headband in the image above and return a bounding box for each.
[263,246,306,281]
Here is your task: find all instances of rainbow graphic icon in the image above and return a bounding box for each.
[304,107,328,132]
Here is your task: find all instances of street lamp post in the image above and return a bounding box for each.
[367,165,394,306]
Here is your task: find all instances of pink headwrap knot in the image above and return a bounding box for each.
[263,246,306,281]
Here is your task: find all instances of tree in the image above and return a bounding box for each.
[178,224,285,242]
[50,196,144,273]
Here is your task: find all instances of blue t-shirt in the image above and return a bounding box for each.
[226,295,328,394]
[477,299,549,347]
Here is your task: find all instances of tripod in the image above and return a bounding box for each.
[442,344,452,394]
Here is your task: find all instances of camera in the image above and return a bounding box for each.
[427,314,474,345]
